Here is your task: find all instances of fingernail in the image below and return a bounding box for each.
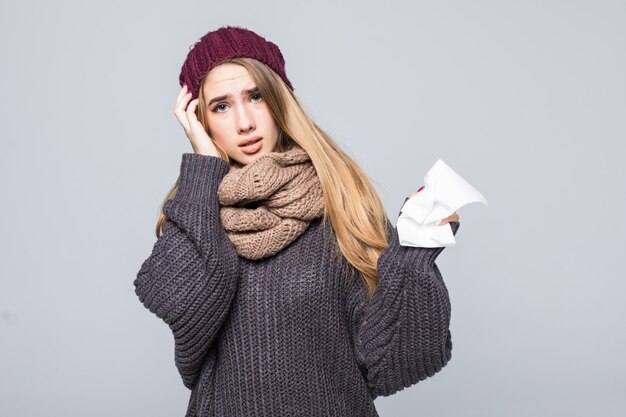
[417,185,425,193]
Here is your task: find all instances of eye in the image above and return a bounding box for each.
[250,93,262,102]
[212,103,228,113]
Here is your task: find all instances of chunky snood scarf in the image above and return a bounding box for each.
[217,145,324,260]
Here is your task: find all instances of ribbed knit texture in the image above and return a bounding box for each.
[179,25,294,100]
[134,153,460,417]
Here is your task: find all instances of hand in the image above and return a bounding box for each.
[408,188,460,225]
[439,212,459,225]
[174,84,219,156]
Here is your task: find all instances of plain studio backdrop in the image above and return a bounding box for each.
[1,1,624,416]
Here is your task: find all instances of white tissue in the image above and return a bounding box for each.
[397,159,487,248]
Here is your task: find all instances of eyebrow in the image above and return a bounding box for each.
[207,87,259,106]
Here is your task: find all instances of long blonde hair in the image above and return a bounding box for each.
[156,57,391,301]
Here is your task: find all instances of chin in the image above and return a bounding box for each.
[235,152,262,166]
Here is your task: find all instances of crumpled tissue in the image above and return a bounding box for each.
[397,159,487,248]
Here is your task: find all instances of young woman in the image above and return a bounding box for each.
[134,25,460,417]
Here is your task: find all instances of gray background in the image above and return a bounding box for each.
[1,1,624,416]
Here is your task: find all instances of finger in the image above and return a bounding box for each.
[185,98,203,130]
[175,89,193,110]
[174,91,193,131]
[186,98,199,121]
[176,83,189,103]
[174,103,191,132]
[439,214,452,225]
[439,213,459,225]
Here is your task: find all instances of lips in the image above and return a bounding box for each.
[239,137,263,155]
[239,137,262,147]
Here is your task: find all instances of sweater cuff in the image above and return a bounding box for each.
[174,153,230,205]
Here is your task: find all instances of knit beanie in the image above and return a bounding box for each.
[179,25,294,100]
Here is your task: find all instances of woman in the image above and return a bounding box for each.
[134,25,460,417]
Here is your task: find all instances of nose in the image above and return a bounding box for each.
[236,104,255,134]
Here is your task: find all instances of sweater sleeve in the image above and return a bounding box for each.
[348,217,460,399]
[133,153,240,390]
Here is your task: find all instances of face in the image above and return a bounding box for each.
[202,63,280,165]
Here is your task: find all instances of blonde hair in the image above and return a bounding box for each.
[156,57,391,301]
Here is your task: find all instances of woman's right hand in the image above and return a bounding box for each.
[174,84,219,157]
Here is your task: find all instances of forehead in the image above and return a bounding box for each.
[203,63,252,92]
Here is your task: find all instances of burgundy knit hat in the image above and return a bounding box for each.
[179,26,294,100]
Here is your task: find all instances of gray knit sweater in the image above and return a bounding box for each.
[134,153,460,417]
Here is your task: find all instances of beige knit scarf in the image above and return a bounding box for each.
[217,144,325,260]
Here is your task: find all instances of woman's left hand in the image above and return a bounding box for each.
[439,212,459,225]
[408,189,460,225]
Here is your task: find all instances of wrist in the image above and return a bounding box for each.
[193,145,217,157]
